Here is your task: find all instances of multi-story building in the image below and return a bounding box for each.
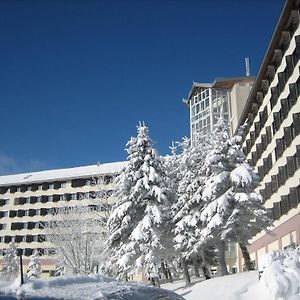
[236,0,300,271]
[0,161,126,276]
[183,76,254,143]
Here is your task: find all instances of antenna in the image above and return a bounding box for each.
[245,57,250,77]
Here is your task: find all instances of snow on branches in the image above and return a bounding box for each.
[106,122,172,280]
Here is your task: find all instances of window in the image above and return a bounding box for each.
[42,183,49,191]
[289,187,298,208]
[71,179,85,188]
[275,138,284,159]
[280,195,289,215]
[272,202,280,220]
[0,199,9,206]
[266,126,272,143]
[49,183,54,189]
[271,175,278,193]
[293,113,300,135]
[284,127,293,148]
[287,156,296,177]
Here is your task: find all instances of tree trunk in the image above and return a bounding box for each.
[239,242,254,271]
[201,264,211,280]
[217,240,228,276]
[193,258,200,277]
[160,261,168,279]
[167,268,173,283]
[181,257,191,286]
[124,271,128,282]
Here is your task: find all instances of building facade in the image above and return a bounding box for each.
[0,162,126,276]
[236,0,300,271]
[184,76,254,144]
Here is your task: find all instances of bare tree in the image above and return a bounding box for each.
[44,205,106,275]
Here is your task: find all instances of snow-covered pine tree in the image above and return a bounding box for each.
[200,118,271,274]
[173,135,214,283]
[106,122,171,285]
[27,251,41,279]
[199,117,235,276]
[1,242,19,280]
[221,126,272,271]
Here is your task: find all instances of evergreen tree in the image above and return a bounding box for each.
[27,251,41,279]
[173,136,214,283]
[106,122,171,285]
[1,242,19,280]
[200,118,271,274]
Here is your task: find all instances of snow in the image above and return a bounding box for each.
[0,161,127,186]
[163,271,269,300]
[260,248,300,299]
[0,274,184,300]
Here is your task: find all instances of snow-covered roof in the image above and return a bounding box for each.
[0,161,127,186]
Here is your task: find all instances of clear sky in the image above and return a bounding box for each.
[0,0,284,175]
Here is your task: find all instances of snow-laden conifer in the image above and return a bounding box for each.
[172,136,214,283]
[1,242,19,280]
[27,251,41,279]
[199,118,271,274]
[107,122,171,284]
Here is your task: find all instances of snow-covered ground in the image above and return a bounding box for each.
[162,271,271,300]
[1,270,300,300]
[0,274,183,300]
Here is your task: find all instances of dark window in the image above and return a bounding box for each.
[0,187,8,194]
[71,179,85,188]
[24,248,33,257]
[41,195,48,204]
[256,144,262,160]
[29,196,37,204]
[287,156,296,177]
[284,127,293,148]
[293,113,300,135]
[31,184,38,192]
[272,202,280,220]
[42,183,49,191]
[278,166,287,186]
[54,182,61,189]
[40,208,48,216]
[275,138,284,159]
[266,126,272,143]
[9,210,17,218]
[273,112,282,133]
[17,210,25,218]
[289,187,298,208]
[28,209,36,217]
[271,175,278,193]
[4,236,12,243]
[280,195,289,215]
[15,235,23,243]
[10,186,17,193]
[265,182,272,200]
[27,222,36,230]
[281,98,289,120]
[26,235,33,243]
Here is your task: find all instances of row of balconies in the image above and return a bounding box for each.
[271,183,300,221]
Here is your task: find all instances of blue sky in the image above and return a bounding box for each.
[0,0,284,175]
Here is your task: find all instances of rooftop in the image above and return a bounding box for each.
[0,161,127,186]
[184,76,255,106]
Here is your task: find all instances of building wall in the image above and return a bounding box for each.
[229,80,254,134]
[238,0,300,270]
[0,163,125,276]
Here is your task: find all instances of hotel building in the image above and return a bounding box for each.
[0,162,126,276]
[184,76,254,143]
[236,0,300,271]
